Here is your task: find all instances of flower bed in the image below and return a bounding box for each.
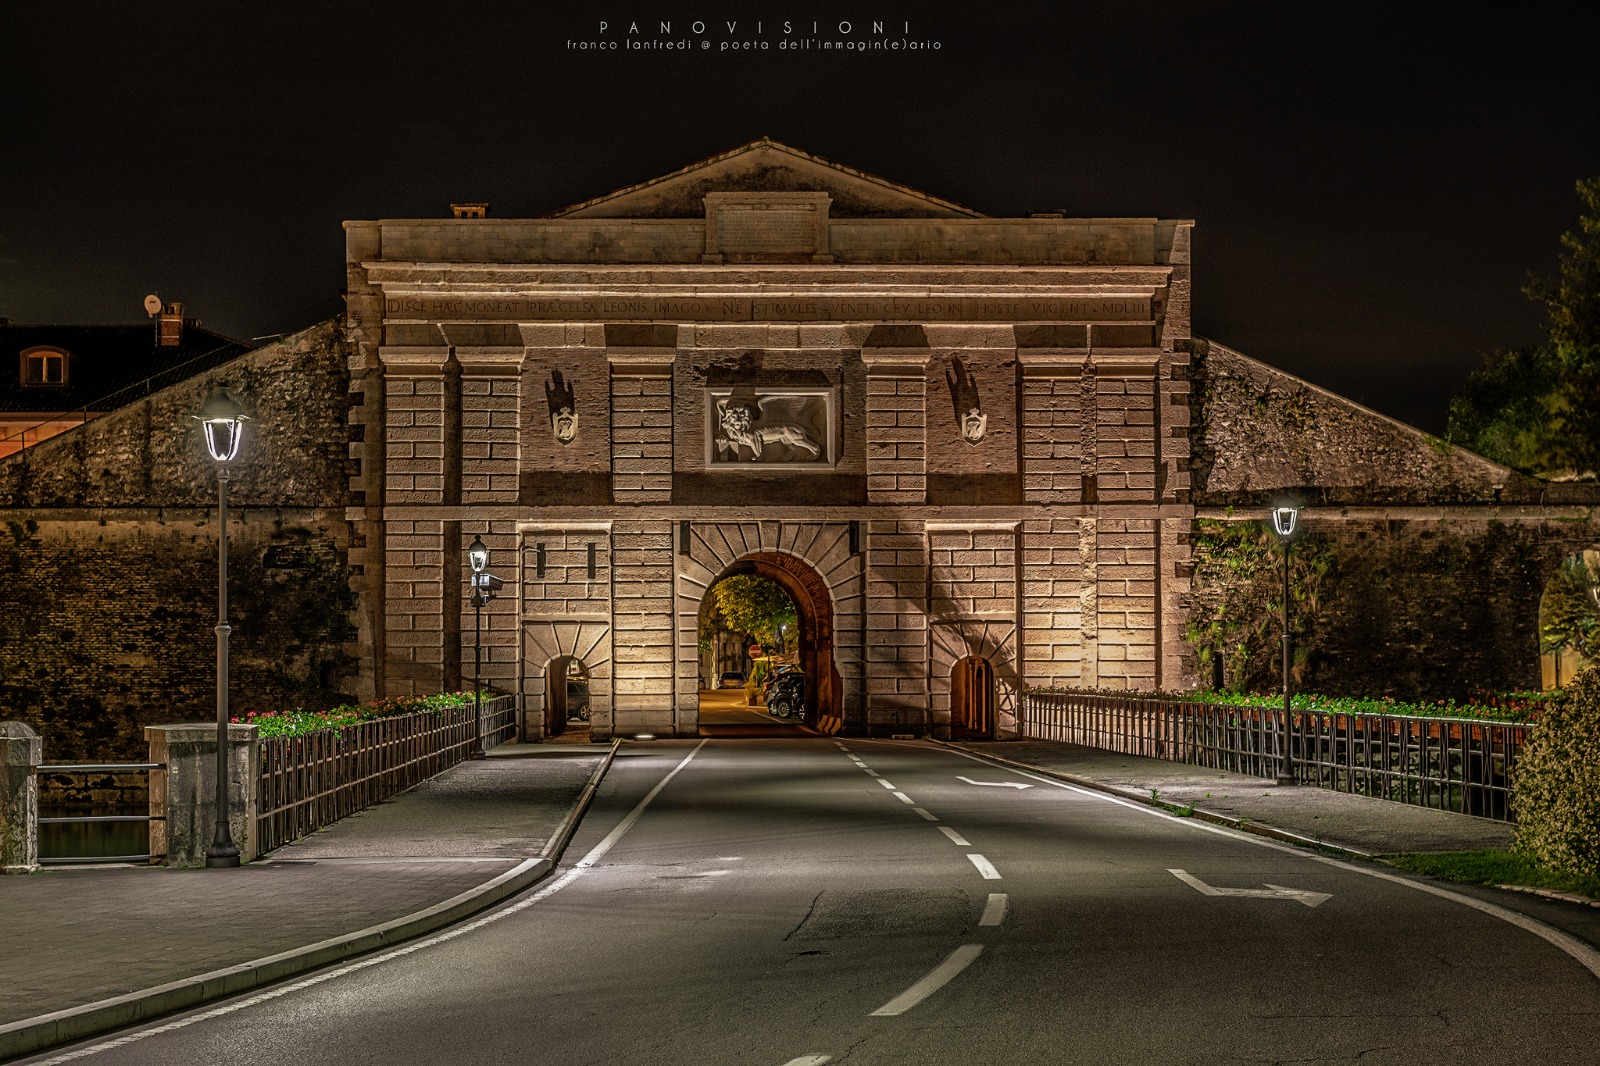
[233,691,491,739]
[1028,687,1554,724]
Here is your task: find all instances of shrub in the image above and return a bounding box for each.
[1513,666,1600,879]
[233,690,491,739]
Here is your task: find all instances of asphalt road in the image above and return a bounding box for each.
[21,738,1600,1065]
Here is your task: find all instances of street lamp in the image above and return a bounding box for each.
[1270,505,1298,787]
[195,390,250,867]
[466,535,503,756]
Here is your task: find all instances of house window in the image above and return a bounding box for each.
[22,348,67,386]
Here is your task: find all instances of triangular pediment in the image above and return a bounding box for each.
[549,139,985,220]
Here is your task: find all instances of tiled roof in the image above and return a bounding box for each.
[0,324,253,414]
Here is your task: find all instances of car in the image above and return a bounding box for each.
[766,673,807,719]
[762,663,801,695]
[717,670,746,689]
[565,679,591,721]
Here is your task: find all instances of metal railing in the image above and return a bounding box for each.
[1019,692,1527,821]
[256,694,517,852]
[35,762,165,864]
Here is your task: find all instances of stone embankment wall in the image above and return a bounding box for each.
[1186,339,1600,699]
[0,322,359,786]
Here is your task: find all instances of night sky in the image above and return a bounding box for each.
[4,2,1597,434]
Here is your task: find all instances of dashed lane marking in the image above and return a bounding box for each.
[781,1056,832,1065]
[936,742,1600,984]
[937,826,971,846]
[877,779,898,790]
[870,944,985,1017]
[980,892,1009,927]
[912,808,939,821]
[892,792,915,805]
[967,854,1002,880]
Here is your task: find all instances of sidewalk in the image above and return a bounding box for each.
[951,739,1515,856]
[1,742,610,1059]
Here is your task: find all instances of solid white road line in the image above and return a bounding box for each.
[878,778,898,790]
[937,743,1600,983]
[24,741,711,1065]
[870,944,985,1017]
[912,807,939,821]
[966,854,1002,880]
[781,1056,832,1065]
[980,892,1009,927]
[937,826,971,846]
[893,792,915,805]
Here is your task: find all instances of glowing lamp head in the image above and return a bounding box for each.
[467,535,490,574]
[1271,506,1299,538]
[195,390,250,463]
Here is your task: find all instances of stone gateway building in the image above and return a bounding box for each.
[7,140,1598,760]
[345,140,1202,742]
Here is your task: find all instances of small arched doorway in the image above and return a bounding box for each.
[950,655,995,739]
[1539,549,1600,688]
[544,655,590,737]
[699,551,842,731]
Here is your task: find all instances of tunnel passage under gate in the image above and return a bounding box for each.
[701,551,843,731]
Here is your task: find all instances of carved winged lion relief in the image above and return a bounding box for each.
[714,395,824,462]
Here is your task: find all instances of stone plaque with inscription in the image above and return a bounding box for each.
[704,191,833,263]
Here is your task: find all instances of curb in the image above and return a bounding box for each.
[0,739,623,1063]
[933,740,1375,860]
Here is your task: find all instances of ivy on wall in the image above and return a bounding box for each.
[1184,518,1334,693]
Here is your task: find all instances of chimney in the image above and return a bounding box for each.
[157,301,185,347]
[451,203,489,219]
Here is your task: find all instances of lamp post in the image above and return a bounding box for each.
[196,390,250,867]
[467,535,490,758]
[1271,505,1298,787]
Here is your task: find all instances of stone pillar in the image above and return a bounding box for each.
[1,722,42,874]
[608,345,675,503]
[146,723,259,867]
[861,340,930,504]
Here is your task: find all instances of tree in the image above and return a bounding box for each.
[703,575,798,649]
[1447,176,1600,478]
[1444,345,1563,474]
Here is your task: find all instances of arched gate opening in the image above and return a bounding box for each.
[698,551,842,733]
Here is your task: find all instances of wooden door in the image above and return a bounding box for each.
[951,656,994,738]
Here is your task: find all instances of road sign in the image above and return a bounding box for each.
[748,645,763,658]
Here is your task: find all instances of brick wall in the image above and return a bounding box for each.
[1021,371,1084,503]
[865,521,928,731]
[1021,518,1086,687]
[865,376,927,504]
[610,521,675,735]
[384,375,445,505]
[611,373,673,502]
[1094,375,1158,502]
[461,376,519,503]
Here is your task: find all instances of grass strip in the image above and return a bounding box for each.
[1386,849,1600,901]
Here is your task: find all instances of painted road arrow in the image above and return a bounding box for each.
[1168,869,1331,908]
[957,776,1032,789]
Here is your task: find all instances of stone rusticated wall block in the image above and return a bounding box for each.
[146,723,259,867]
[1,722,41,874]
